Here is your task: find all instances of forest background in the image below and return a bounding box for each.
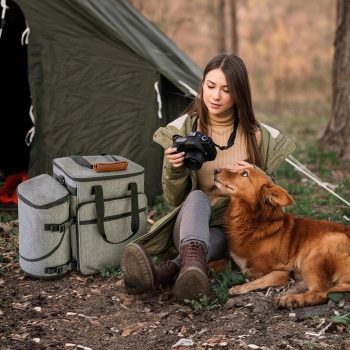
[131,0,335,117]
[130,0,350,225]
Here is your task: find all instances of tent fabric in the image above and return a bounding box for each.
[14,0,202,203]
[0,0,32,175]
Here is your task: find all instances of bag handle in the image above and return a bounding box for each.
[70,155,128,172]
[91,182,140,244]
[70,155,117,168]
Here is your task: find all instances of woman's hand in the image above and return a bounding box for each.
[165,147,185,168]
[223,160,254,172]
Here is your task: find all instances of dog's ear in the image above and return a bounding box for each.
[261,183,294,207]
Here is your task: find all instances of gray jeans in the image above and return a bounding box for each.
[172,190,227,263]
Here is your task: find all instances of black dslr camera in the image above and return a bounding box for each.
[172,131,217,170]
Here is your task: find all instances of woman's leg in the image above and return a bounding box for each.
[121,190,227,297]
[120,190,210,295]
[172,190,215,301]
[172,190,227,263]
[172,190,212,250]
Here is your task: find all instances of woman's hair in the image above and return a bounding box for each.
[185,53,263,168]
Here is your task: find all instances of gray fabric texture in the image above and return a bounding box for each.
[18,174,71,278]
[53,155,148,275]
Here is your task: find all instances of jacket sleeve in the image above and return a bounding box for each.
[161,155,193,207]
[153,116,197,207]
[260,124,296,179]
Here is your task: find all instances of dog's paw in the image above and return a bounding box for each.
[276,295,303,308]
[228,285,248,295]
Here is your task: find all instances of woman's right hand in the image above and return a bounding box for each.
[165,147,185,168]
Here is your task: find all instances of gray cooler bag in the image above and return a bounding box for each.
[18,174,72,278]
[53,155,147,275]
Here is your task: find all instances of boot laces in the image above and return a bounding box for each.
[181,242,206,264]
[157,260,175,272]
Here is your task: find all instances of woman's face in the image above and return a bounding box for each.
[202,68,234,117]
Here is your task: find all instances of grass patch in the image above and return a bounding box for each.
[0,211,17,223]
[330,313,350,333]
[148,194,174,224]
[277,145,350,224]
[99,264,123,278]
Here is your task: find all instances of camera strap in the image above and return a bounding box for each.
[192,117,239,150]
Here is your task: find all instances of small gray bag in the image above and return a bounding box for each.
[18,174,72,278]
[53,155,147,275]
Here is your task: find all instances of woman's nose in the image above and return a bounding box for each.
[212,89,220,100]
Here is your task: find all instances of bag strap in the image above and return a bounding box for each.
[91,182,140,244]
[44,261,71,275]
[20,218,75,262]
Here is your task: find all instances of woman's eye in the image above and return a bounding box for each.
[207,85,214,89]
[242,171,248,177]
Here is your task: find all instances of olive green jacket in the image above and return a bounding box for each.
[136,114,296,257]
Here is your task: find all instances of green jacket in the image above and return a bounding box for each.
[136,114,296,257]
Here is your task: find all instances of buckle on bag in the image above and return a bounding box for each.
[44,223,64,232]
[45,266,63,274]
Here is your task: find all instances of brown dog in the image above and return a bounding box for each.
[214,166,350,308]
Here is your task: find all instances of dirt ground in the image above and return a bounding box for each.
[1,217,350,350]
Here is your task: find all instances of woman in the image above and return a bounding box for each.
[120,53,296,301]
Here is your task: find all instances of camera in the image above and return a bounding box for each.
[172,131,217,170]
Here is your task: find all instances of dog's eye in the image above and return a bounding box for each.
[241,171,248,177]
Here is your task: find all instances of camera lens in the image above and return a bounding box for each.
[184,152,205,170]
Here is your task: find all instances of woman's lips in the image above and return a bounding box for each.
[210,102,222,109]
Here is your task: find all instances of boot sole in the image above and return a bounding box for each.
[120,243,155,294]
[173,266,209,302]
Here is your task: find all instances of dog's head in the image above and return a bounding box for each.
[214,167,293,208]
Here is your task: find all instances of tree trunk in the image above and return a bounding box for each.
[218,0,226,52]
[228,0,238,54]
[321,0,350,161]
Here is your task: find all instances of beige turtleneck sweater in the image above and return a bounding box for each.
[197,113,260,204]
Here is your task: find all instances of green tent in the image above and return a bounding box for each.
[15,0,202,203]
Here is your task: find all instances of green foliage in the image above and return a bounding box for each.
[0,212,17,223]
[210,261,246,307]
[328,292,350,302]
[184,294,213,312]
[150,194,174,221]
[306,147,339,176]
[99,264,122,278]
[276,144,350,225]
[303,342,317,350]
[330,313,350,333]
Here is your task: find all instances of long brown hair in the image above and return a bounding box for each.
[185,53,264,168]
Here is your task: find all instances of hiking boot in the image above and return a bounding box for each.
[120,242,179,294]
[173,241,209,302]
[154,260,180,286]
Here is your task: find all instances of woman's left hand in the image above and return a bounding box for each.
[223,160,254,172]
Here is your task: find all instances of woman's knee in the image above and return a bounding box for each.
[184,190,210,207]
